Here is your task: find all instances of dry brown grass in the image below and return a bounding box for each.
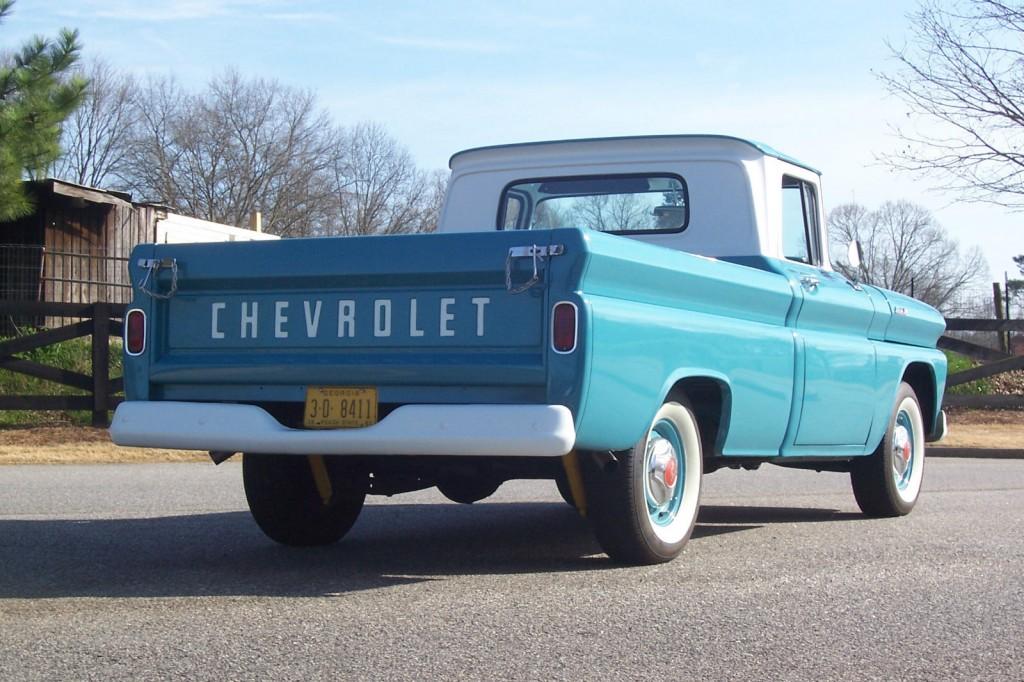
[939,408,1023,449]
[0,426,206,464]
[945,408,1023,425]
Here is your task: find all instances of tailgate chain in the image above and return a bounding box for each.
[505,244,564,294]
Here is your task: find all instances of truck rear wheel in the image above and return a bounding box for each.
[585,399,703,564]
[850,382,925,517]
[242,454,366,546]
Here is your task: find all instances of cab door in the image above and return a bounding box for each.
[780,176,877,448]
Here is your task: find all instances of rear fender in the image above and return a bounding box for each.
[660,371,733,457]
[599,369,732,453]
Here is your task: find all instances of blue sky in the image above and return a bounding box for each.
[7,0,1022,290]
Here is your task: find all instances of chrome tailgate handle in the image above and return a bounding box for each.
[507,245,564,259]
[505,244,565,294]
[138,257,179,299]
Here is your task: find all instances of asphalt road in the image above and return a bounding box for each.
[1,457,1022,681]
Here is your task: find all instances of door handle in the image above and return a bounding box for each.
[800,275,820,291]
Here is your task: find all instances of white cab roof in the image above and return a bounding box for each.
[440,135,827,263]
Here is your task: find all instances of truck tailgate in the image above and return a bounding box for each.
[128,231,560,405]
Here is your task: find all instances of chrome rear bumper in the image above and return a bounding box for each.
[110,401,576,457]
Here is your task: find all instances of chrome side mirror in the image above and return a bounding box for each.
[846,240,863,271]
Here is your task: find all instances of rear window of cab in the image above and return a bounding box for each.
[498,174,689,235]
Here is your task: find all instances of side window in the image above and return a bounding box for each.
[502,194,524,230]
[781,176,820,265]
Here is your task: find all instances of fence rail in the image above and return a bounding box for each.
[0,301,125,426]
[942,318,1022,410]
[944,319,1024,332]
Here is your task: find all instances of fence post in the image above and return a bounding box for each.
[91,302,110,427]
[993,283,1009,353]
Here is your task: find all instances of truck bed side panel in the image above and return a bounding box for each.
[570,231,795,454]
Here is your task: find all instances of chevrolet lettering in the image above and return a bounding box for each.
[112,135,948,565]
[207,297,491,340]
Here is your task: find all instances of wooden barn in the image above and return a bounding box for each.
[0,179,274,333]
[0,179,161,311]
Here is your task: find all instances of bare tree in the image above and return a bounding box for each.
[124,70,337,236]
[532,200,571,229]
[58,67,445,237]
[880,1,1024,207]
[120,75,186,203]
[568,194,651,231]
[420,169,448,233]
[829,200,988,312]
[52,59,137,188]
[1010,254,1024,312]
[327,122,442,236]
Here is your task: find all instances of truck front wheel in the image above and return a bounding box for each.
[243,454,366,546]
[850,382,926,517]
[585,399,703,564]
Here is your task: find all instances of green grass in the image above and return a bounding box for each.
[0,333,123,427]
[944,350,992,396]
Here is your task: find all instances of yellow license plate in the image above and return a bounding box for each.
[303,387,378,429]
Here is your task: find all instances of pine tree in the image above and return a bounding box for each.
[0,0,86,220]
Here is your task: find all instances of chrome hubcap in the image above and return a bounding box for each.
[647,435,678,506]
[644,420,685,527]
[892,411,915,490]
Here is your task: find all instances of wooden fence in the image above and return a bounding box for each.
[940,318,1023,409]
[0,301,125,426]
[0,304,1020,428]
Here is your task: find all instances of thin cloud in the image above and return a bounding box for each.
[264,12,340,23]
[58,0,283,22]
[476,6,597,32]
[373,35,510,54]
[136,28,181,60]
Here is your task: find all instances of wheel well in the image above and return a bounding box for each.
[667,377,730,458]
[902,363,936,435]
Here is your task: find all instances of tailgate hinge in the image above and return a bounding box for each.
[505,244,565,294]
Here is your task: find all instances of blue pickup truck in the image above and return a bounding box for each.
[111,135,947,564]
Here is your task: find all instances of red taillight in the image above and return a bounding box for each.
[552,302,577,353]
[126,309,146,355]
